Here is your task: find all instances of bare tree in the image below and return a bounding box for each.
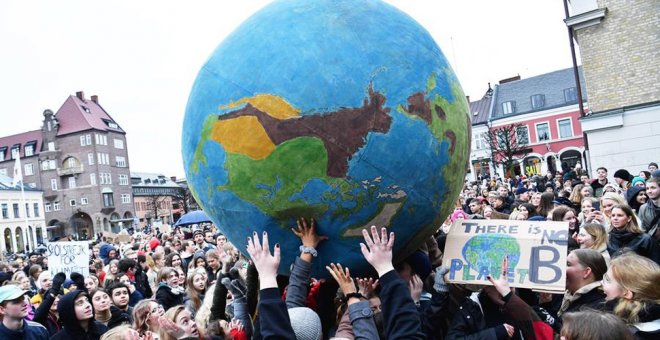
[144,195,170,223]
[486,123,530,177]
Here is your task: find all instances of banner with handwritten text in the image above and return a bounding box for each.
[47,241,90,278]
[443,219,568,292]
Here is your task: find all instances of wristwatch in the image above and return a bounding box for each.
[344,292,365,302]
[299,245,318,257]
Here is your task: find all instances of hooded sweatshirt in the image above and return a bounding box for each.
[50,290,108,340]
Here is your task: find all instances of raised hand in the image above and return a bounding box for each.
[326,263,356,295]
[408,274,423,305]
[158,316,186,339]
[291,217,328,248]
[360,225,395,277]
[487,256,512,297]
[246,231,280,289]
[357,277,379,298]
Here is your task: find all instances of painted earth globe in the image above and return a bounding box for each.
[182,0,471,277]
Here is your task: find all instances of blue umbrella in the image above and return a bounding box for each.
[174,210,212,226]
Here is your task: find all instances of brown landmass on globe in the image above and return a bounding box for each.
[217,85,393,178]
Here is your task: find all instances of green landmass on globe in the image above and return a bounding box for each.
[182,0,472,277]
[462,234,521,278]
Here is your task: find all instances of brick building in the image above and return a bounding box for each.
[0,91,134,240]
[131,173,185,230]
[566,0,660,173]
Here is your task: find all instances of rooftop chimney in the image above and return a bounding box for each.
[465,95,470,103]
[499,75,521,84]
[170,176,177,182]
[91,95,98,104]
[76,91,85,100]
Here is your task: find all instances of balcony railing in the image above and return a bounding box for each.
[57,165,84,177]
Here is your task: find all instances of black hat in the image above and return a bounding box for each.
[613,169,633,181]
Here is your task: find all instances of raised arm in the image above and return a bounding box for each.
[360,226,425,340]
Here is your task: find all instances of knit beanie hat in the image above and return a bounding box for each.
[288,307,322,340]
[613,169,633,182]
[36,271,51,290]
[631,176,645,187]
[149,237,161,251]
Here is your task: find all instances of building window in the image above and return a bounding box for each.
[80,135,86,146]
[121,194,131,204]
[531,94,545,109]
[51,178,58,191]
[502,101,516,114]
[516,125,530,145]
[536,122,551,142]
[116,156,126,167]
[25,203,30,217]
[119,174,129,185]
[24,163,34,176]
[69,199,76,207]
[86,134,92,145]
[0,150,4,162]
[11,148,19,159]
[67,157,78,168]
[33,203,39,217]
[48,142,55,151]
[90,173,96,186]
[44,203,51,213]
[114,139,124,149]
[95,134,107,145]
[41,160,56,171]
[100,173,111,185]
[474,132,488,150]
[103,193,114,207]
[97,153,109,165]
[1,204,8,219]
[81,197,88,205]
[558,118,573,138]
[53,201,61,211]
[564,87,577,103]
[13,203,19,218]
[88,153,95,165]
[25,145,34,156]
[68,176,76,189]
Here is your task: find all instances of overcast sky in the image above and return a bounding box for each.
[0,0,577,178]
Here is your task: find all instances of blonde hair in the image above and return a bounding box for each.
[581,223,608,250]
[160,305,203,340]
[569,184,585,205]
[609,253,660,324]
[100,325,134,340]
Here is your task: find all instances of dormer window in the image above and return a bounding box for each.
[108,122,118,128]
[81,105,91,113]
[564,87,577,103]
[531,94,545,109]
[502,101,516,114]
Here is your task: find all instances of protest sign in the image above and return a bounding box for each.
[443,219,568,293]
[47,241,90,278]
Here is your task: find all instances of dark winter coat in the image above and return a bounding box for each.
[608,229,660,265]
[50,290,108,340]
[155,283,184,311]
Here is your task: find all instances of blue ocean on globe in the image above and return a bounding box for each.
[182,0,471,277]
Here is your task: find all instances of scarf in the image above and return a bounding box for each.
[559,281,602,316]
[609,228,639,247]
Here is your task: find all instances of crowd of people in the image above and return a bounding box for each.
[0,162,658,340]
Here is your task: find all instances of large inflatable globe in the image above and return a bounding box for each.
[183,0,471,277]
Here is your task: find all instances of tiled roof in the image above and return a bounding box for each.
[55,93,125,136]
[469,90,493,125]
[131,172,180,188]
[0,173,42,191]
[0,130,42,162]
[492,67,587,119]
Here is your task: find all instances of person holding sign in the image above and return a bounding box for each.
[447,256,554,339]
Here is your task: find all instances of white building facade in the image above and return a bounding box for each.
[0,174,46,254]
